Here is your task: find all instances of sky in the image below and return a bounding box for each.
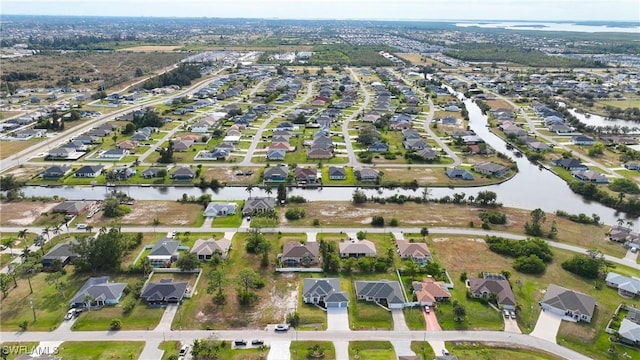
[2,0,639,21]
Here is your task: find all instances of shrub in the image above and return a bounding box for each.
[561,254,601,279]
[287,195,307,203]
[479,210,507,225]
[513,255,546,274]
[285,208,305,220]
[485,236,553,263]
[312,218,320,226]
[110,318,122,330]
[389,218,399,227]
[122,299,136,315]
[371,216,385,227]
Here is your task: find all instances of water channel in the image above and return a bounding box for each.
[15,92,639,228]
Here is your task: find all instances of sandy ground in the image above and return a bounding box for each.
[253,273,298,324]
[0,201,58,225]
[3,166,45,181]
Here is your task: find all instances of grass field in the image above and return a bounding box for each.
[0,342,39,360]
[55,341,144,360]
[0,139,42,159]
[445,341,561,360]
[349,341,396,360]
[82,201,204,227]
[290,341,336,360]
[160,341,181,360]
[597,99,640,110]
[410,342,436,360]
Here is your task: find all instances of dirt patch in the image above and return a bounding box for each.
[3,166,45,181]
[252,273,298,324]
[0,201,59,225]
[118,45,182,52]
[87,201,202,226]
[432,237,484,243]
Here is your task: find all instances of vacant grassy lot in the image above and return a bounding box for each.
[160,341,181,360]
[0,139,43,159]
[597,99,640,110]
[349,341,396,360]
[445,341,561,360]
[55,341,144,360]
[85,201,204,227]
[204,167,261,185]
[2,165,46,182]
[290,341,335,360]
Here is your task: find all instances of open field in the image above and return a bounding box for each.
[84,200,204,227]
[0,201,59,226]
[0,51,186,90]
[349,341,396,360]
[395,53,443,66]
[1,165,46,181]
[486,99,516,110]
[55,341,144,360]
[118,45,182,52]
[445,341,561,360]
[597,99,640,110]
[291,341,336,360]
[0,139,42,159]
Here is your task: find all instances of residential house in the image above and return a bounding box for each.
[339,239,377,258]
[110,167,136,180]
[294,167,319,185]
[473,162,508,177]
[140,279,189,304]
[539,284,596,323]
[70,276,127,308]
[147,239,181,268]
[141,167,165,179]
[190,238,231,260]
[74,165,104,178]
[396,240,432,265]
[624,163,640,171]
[280,241,321,267]
[199,148,229,161]
[605,272,640,298]
[307,148,333,160]
[263,164,289,183]
[403,138,428,150]
[303,278,349,308]
[618,309,640,347]
[47,146,78,160]
[117,140,137,150]
[414,148,439,161]
[41,165,71,179]
[328,166,346,180]
[41,242,79,270]
[354,280,405,309]
[355,167,380,182]
[242,197,276,215]
[368,142,389,153]
[412,277,451,305]
[468,274,517,310]
[170,167,196,181]
[500,123,527,138]
[572,135,595,146]
[402,128,421,140]
[550,123,575,134]
[60,140,88,152]
[97,149,128,160]
[572,169,609,183]
[51,201,91,215]
[446,168,475,180]
[553,158,588,171]
[172,139,193,152]
[266,149,286,161]
[204,202,237,217]
[526,141,551,152]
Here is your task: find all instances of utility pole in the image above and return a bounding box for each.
[29,297,36,322]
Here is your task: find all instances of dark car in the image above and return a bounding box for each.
[234,339,247,346]
[251,339,264,346]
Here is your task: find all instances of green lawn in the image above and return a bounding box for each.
[445,341,561,360]
[435,283,504,331]
[410,342,435,360]
[160,341,181,360]
[297,277,327,330]
[321,166,356,185]
[346,277,393,330]
[71,299,164,331]
[55,341,144,360]
[290,341,335,360]
[349,341,396,360]
[404,306,426,330]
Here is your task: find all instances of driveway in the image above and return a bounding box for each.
[423,308,442,331]
[139,339,164,360]
[530,310,563,344]
[334,341,349,360]
[624,248,639,263]
[267,341,291,360]
[503,316,522,334]
[428,340,446,357]
[307,232,317,242]
[392,309,409,331]
[327,308,350,331]
[155,304,179,331]
[392,340,416,357]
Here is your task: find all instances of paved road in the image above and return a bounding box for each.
[239,81,316,166]
[343,67,371,166]
[0,329,591,360]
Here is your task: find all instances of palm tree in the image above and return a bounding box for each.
[52,223,63,238]
[627,220,634,228]
[265,185,273,199]
[41,226,51,241]
[17,229,28,246]
[86,225,93,233]
[245,184,254,199]
[617,218,625,227]
[1,237,16,255]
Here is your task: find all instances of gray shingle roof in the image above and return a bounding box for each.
[355,280,405,304]
[540,284,596,318]
[70,276,126,305]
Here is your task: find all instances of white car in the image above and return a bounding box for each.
[274,324,289,332]
[64,309,76,320]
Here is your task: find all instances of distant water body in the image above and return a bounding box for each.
[455,21,640,33]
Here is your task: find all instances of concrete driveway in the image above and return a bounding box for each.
[327,308,350,331]
[334,341,349,360]
[503,316,522,334]
[531,310,563,344]
[392,340,416,357]
[392,309,409,331]
[155,304,179,331]
[267,341,291,360]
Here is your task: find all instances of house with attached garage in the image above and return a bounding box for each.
[355,167,380,182]
[624,162,640,171]
[242,197,276,215]
[572,135,596,146]
[473,162,508,177]
[263,164,289,183]
[140,279,189,304]
[41,165,72,179]
[190,238,231,260]
[572,169,609,183]
[279,241,321,267]
[303,278,349,308]
[70,276,127,309]
[204,202,237,217]
[412,277,451,306]
[396,240,432,265]
[446,167,475,180]
[539,284,596,323]
[147,238,182,268]
[141,167,165,179]
[74,165,104,178]
[266,149,286,161]
[294,167,319,185]
[170,167,196,181]
[339,239,377,258]
[553,158,588,171]
[355,280,405,309]
[618,308,640,347]
[328,166,346,180]
[41,241,80,270]
[368,142,389,153]
[468,273,517,310]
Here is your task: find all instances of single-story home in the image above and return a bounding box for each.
[148,239,181,268]
[280,241,321,267]
[396,240,431,265]
[605,272,640,298]
[41,241,79,270]
[204,202,237,217]
[354,280,405,309]
[553,158,587,171]
[468,273,517,310]
[412,277,451,305]
[572,169,609,183]
[539,284,596,323]
[618,309,640,347]
[141,167,165,179]
[170,167,196,181]
[140,279,189,304]
[190,238,231,260]
[70,276,127,309]
[51,200,91,215]
[446,167,474,180]
[263,165,289,183]
[242,197,276,215]
[339,239,377,258]
[74,165,104,178]
[473,162,508,177]
[41,165,72,179]
[303,278,349,308]
[328,166,346,180]
[354,167,380,182]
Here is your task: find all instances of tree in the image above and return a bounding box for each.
[1,237,15,255]
[17,258,40,294]
[561,254,601,279]
[475,191,498,206]
[0,274,12,298]
[245,184,254,199]
[421,187,431,202]
[264,185,273,199]
[207,268,226,305]
[525,208,546,236]
[420,227,429,240]
[277,183,287,204]
[122,122,136,135]
[110,318,122,330]
[352,190,367,204]
[286,311,300,327]
[158,141,175,163]
[176,252,199,271]
[17,229,28,245]
[70,229,126,273]
[453,300,467,322]
[513,254,546,274]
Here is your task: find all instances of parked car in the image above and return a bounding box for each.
[503,310,510,318]
[424,305,430,313]
[274,324,289,332]
[179,345,189,356]
[509,310,516,319]
[442,348,450,356]
[76,223,88,230]
[251,339,264,346]
[64,309,76,320]
[234,339,247,346]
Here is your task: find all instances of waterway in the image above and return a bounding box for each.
[455,21,640,34]
[569,109,640,132]
[15,92,639,228]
